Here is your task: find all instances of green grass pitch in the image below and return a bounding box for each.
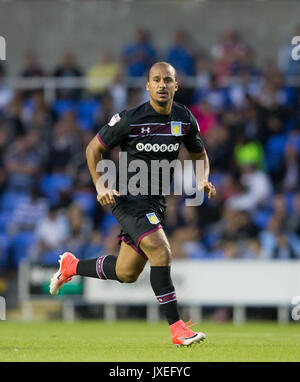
[0,320,300,362]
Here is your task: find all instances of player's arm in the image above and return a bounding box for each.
[86,111,130,206]
[189,150,216,199]
[85,135,120,206]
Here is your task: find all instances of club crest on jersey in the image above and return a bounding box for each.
[171,121,182,136]
[108,113,121,127]
[146,212,159,225]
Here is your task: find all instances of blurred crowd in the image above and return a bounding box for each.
[0,26,300,273]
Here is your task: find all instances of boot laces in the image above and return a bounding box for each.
[181,318,197,336]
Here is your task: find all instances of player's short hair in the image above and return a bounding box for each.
[147,62,177,81]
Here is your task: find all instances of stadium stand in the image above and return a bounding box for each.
[0,27,299,283]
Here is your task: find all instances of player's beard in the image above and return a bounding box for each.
[156,99,169,107]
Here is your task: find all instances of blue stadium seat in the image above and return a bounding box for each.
[0,233,10,269]
[40,173,73,205]
[0,212,11,233]
[83,243,104,259]
[251,209,272,230]
[76,99,100,131]
[284,86,297,106]
[12,231,37,267]
[52,100,76,118]
[99,213,119,236]
[1,190,28,213]
[42,248,63,266]
[265,134,287,172]
[285,192,296,214]
[72,191,97,217]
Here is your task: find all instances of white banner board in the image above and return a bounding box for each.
[84,260,300,306]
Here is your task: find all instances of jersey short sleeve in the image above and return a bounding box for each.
[97,110,130,150]
[183,110,205,153]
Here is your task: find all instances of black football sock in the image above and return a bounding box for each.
[150,265,180,325]
[76,255,122,282]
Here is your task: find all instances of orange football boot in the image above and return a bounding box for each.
[170,318,206,346]
[49,252,79,295]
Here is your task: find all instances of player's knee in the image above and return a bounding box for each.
[156,245,172,266]
[141,240,171,266]
[117,269,140,283]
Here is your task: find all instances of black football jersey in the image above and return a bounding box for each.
[97,101,205,200]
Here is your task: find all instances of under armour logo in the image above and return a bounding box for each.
[141,127,151,134]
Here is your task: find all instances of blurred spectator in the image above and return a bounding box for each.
[0,123,9,192]
[231,47,260,79]
[228,51,261,109]
[169,206,207,259]
[243,238,267,259]
[264,113,287,177]
[192,73,229,113]
[94,91,115,128]
[211,29,249,83]
[213,209,260,259]
[260,214,299,259]
[5,91,27,137]
[10,186,48,234]
[275,144,300,192]
[103,224,122,256]
[234,132,265,170]
[64,203,93,258]
[33,205,70,262]
[271,193,287,220]
[166,29,196,76]
[4,130,44,192]
[194,55,212,89]
[240,101,264,142]
[189,99,218,137]
[126,87,149,109]
[226,163,273,211]
[83,230,104,259]
[256,67,294,109]
[19,51,44,78]
[70,130,94,187]
[86,50,120,98]
[0,64,13,113]
[22,91,52,130]
[287,193,300,240]
[204,125,233,172]
[19,51,44,99]
[122,28,156,77]
[0,63,4,78]
[53,52,83,100]
[221,209,259,242]
[46,111,81,173]
[108,71,128,114]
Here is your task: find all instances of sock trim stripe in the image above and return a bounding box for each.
[156,291,176,298]
[96,256,107,280]
[156,291,177,305]
[157,298,177,305]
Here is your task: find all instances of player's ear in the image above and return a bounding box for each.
[174,81,178,92]
[146,81,150,91]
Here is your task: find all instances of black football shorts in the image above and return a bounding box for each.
[111,195,166,259]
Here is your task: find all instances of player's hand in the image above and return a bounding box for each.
[203,181,216,199]
[97,189,120,206]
